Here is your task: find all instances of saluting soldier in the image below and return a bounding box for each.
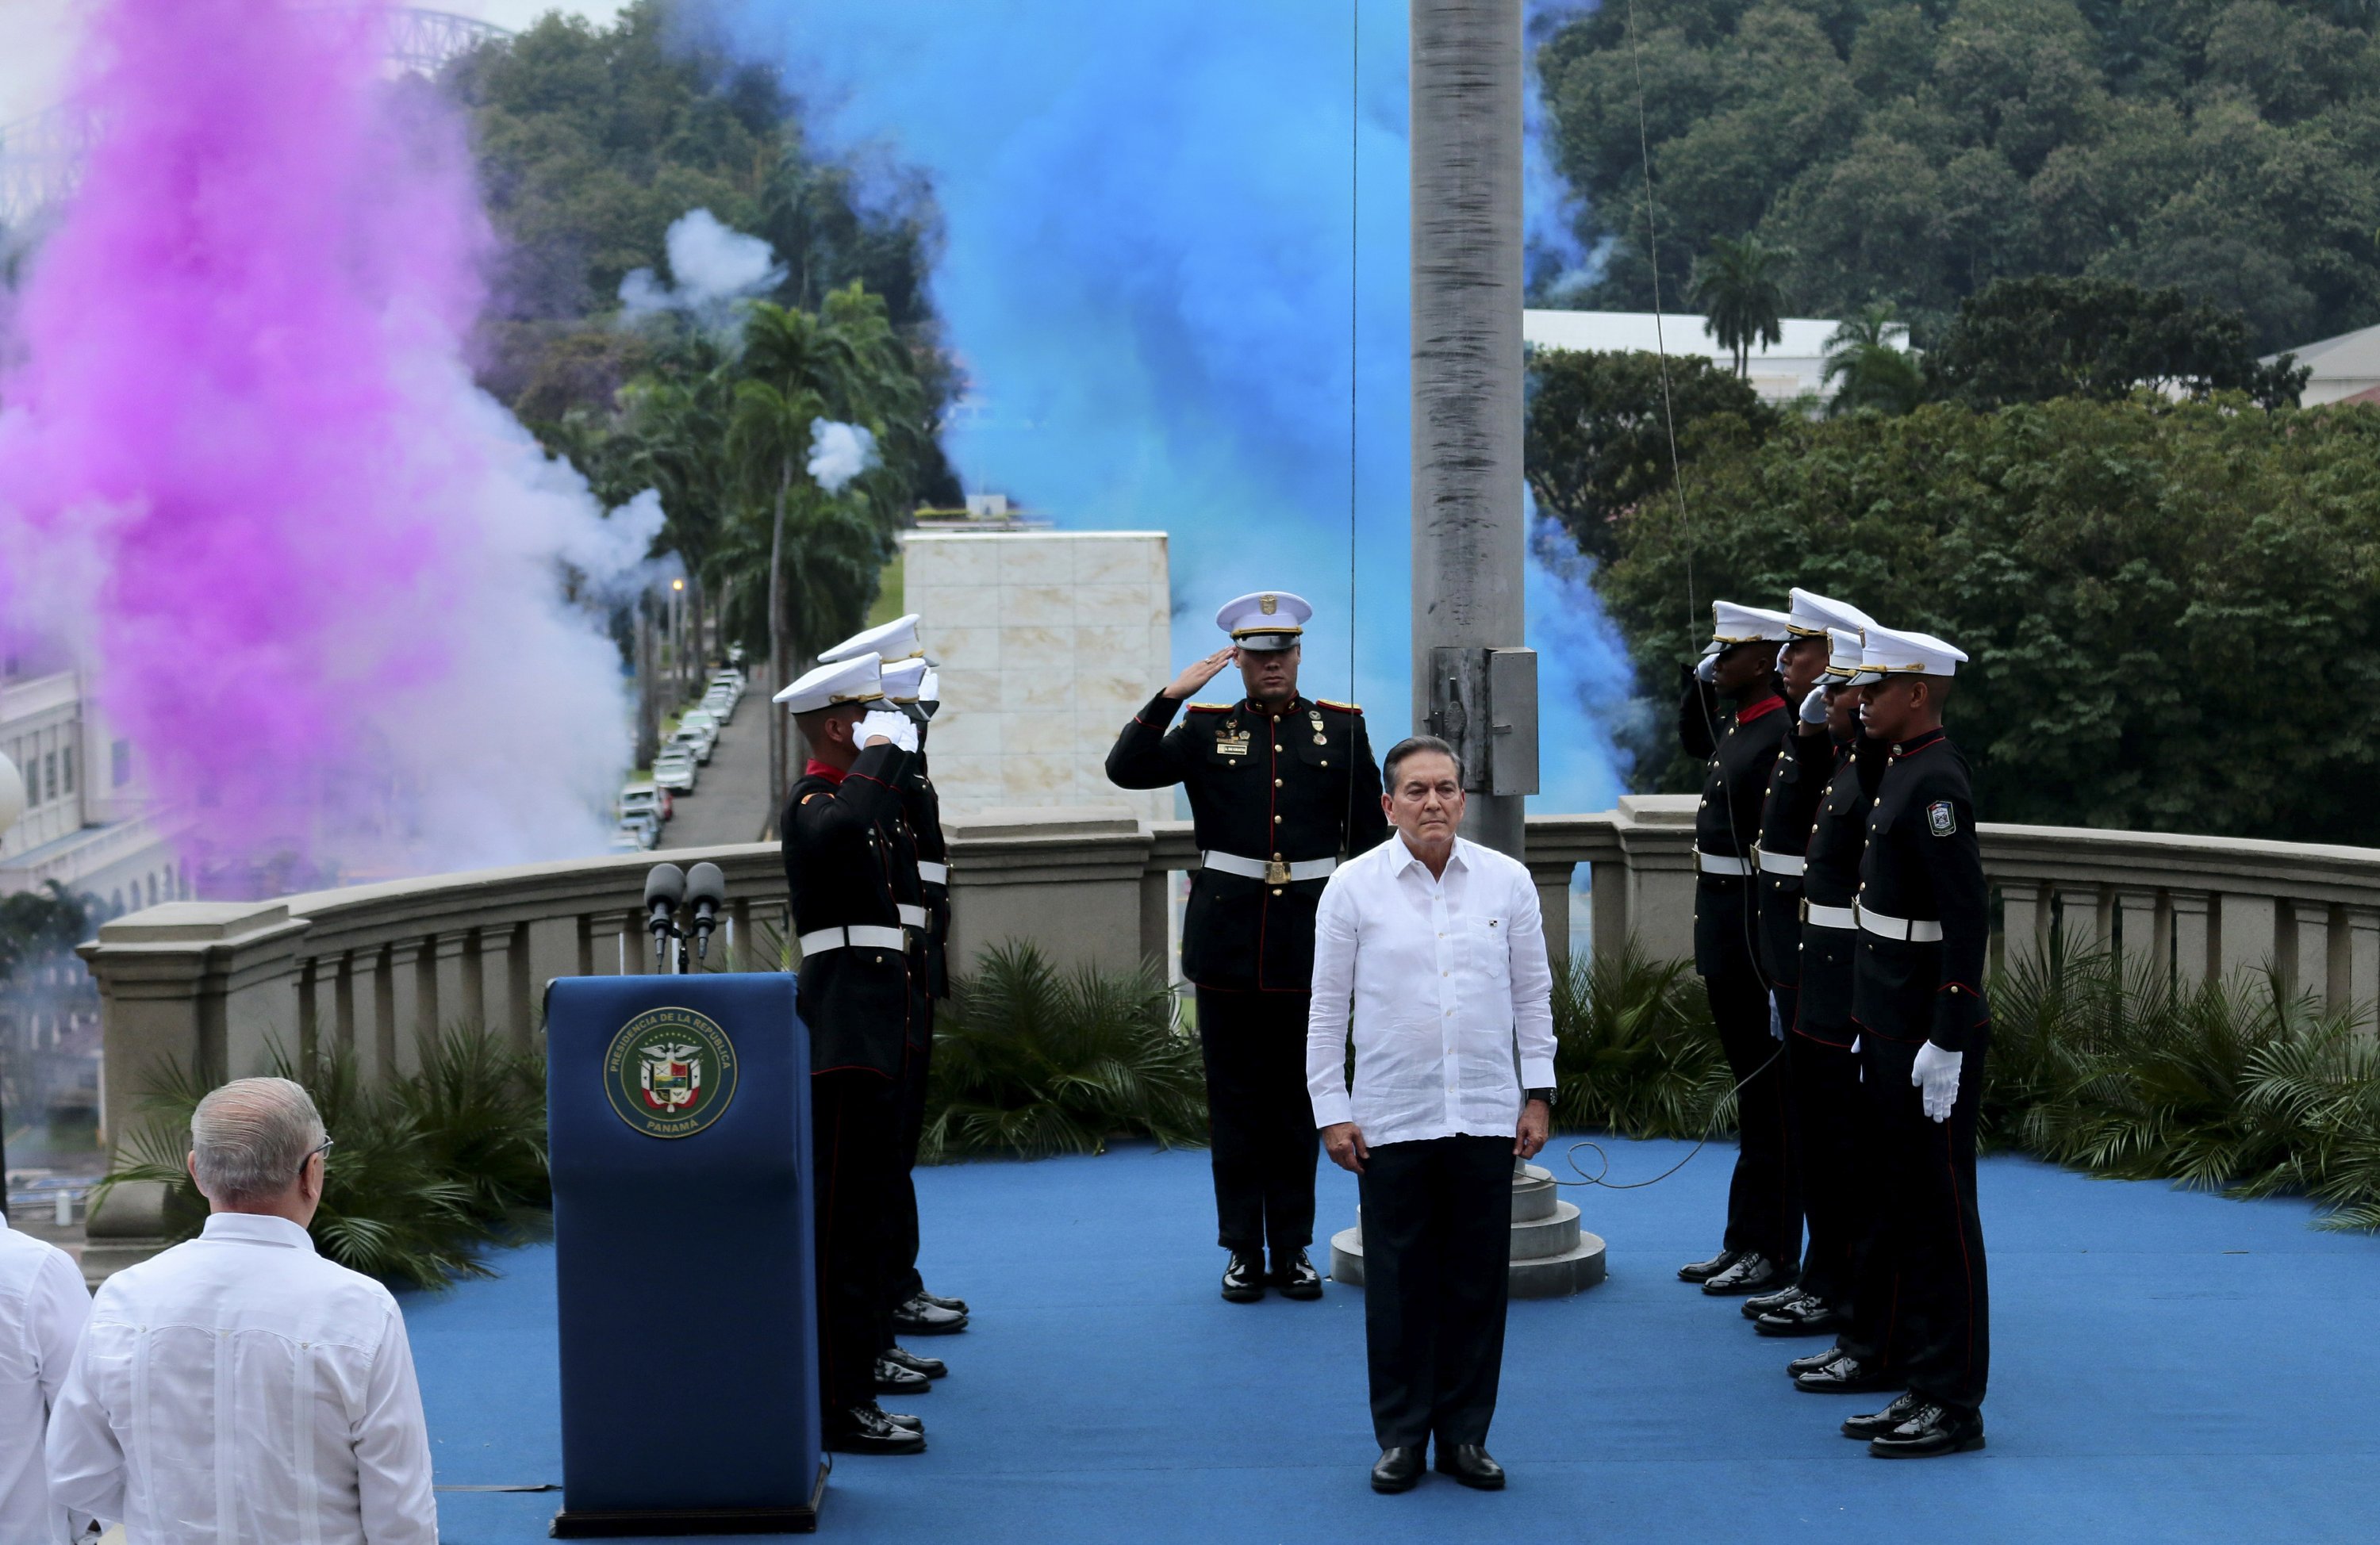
[1106,591,1389,1302]
[1833,624,1991,1459]
[1676,601,1802,1298]
[777,652,929,1456]
[817,618,968,1406]
[1741,592,1873,1338]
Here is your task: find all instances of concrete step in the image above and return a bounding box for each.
[1327,1206,1606,1298]
[1513,1164,1560,1223]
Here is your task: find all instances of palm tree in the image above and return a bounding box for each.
[1691,235,1792,377]
[1822,302,1927,416]
[727,286,924,802]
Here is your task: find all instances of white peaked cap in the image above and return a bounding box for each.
[1823,627,1879,684]
[1215,590,1312,651]
[820,613,924,664]
[774,653,885,713]
[1789,588,1875,639]
[1711,600,1792,645]
[1860,623,1967,677]
[880,657,930,701]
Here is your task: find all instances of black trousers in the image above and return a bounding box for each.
[1843,1033,1991,1414]
[812,1069,897,1413]
[1704,964,1802,1268]
[880,1029,934,1328]
[1359,1136,1513,1448]
[1786,1032,1864,1306]
[1195,987,1319,1256]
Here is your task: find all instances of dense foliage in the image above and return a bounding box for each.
[1593,393,2380,843]
[1549,939,1735,1137]
[1537,0,2380,347]
[1929,277,2310,408]
[107,1032,549,1290]
[923,945,1211,1163]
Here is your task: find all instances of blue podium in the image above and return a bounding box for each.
[547,973,825,1535]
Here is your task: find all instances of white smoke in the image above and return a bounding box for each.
[807,418,879,493]
[619,209,785,324]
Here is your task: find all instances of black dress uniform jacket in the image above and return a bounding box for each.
[900,747,951,1005]
[1680,680,1789,977]
[1107,691,1388,992]
[782,742,919,1078]
[1755,712,1831,989]
[1852,727,1990,1051]
[1795,730,1887,1043]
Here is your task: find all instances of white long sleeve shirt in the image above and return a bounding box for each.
[1306,832,1558,1146]
[44,1212,438,1544]
[2,1215,93,1544]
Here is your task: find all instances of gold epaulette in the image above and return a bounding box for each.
[1186,702,1232,713]
[1315,698,1362,713]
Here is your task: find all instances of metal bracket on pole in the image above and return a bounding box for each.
[1427,646,1539,797]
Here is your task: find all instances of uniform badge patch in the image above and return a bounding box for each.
[1927,800,1956,837]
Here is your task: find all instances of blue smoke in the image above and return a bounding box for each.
[717,0,1631,812]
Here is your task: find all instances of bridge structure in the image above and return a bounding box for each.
[0,6,512,230]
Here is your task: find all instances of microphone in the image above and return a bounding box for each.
[643,863,686,964]
[685,862,726,961]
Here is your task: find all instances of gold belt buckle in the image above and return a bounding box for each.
[1265,857,1292,886]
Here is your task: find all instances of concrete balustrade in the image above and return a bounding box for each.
[81,799,2380,1155]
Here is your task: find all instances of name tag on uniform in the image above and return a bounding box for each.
[1928,800,1956,837]
[1216,729,1250,757]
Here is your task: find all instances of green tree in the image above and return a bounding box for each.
[1821,302,1926,416]
[1929,277,2310,408]
[1593,393,2380,842]
[1690,234,1793,375]
[1525,347,1778,562]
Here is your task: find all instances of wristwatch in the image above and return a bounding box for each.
[1524,1087,1554,1105]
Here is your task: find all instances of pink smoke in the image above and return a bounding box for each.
[0,0,643,891]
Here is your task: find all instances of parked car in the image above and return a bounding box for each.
[619,781,669,825]
[605,828,647,854]
[652,753,697,794]
[614,813,659,850]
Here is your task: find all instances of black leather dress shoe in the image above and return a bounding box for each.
[825,1402,925,1455]
[874,1356,931,1394]
[1787,1345,1849,1377]
[1434,1443,1505,1490]
[1841,1391,1925,1441]
[1677,1247,1744,1283]
[1273,1248,1324,1300]
[1741,1282,1806,1320]
[1701,1252,1787,1296]
[1221,1250,1268,1302]
[883,1409,924,1433]
[916,1289,970,1315]
[1370,1445,1424,1493]
[1756,1293,1848,1337]
[1868,1401,1986,1458]
[882,1345,948,1380]
[892,1294,969,1336]
[1793,1354,1898,1394]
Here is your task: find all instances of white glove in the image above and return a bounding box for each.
[1799,687,1829,726]
[918,667,941,713]
[857,708,917,753]
[1775,644,1790,673]
[1695,647,1720,684]
[1912,1041,1963,1122]
[1768,992,1785,1041]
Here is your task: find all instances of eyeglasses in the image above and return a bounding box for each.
[298,1137,336,1177]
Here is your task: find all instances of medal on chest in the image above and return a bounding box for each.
[1215,721,1250,757]
[1308,709,1327,746]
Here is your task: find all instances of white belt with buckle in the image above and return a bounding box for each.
[897,904,929,929]
[1695,849,1753,877]
[1202,850,1336,886]
[1804,903,1857,932]
[1857,905,1944,944]
[1756,848,1806,877]
[916,861,949,885]
[798,925,909,956]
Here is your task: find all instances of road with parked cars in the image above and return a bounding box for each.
[609,667,778,853]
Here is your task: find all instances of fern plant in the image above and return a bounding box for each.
[1549,940,1734,1140]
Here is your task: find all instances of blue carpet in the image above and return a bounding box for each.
[407,1138,2380,1543]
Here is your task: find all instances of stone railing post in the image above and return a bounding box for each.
[2169,892,2213,988]
[1525,857,1577,971]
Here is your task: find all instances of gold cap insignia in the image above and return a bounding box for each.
[1260,594,1278,615]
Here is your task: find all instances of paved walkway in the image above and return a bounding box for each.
[655,692,774,850]
[409,1139,2380,1543]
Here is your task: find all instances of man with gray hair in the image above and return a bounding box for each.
[46,1076,440,1541]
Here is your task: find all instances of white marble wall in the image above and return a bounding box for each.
[903,532,1172,822]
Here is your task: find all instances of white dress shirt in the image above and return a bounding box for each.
[2,1214,93,1544]
[45,1212,438,1544]
[1306,832,1558,1147]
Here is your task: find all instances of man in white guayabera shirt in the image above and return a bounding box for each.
[1306,734,1557,1497]
[2,1193,93,1543]
[47,1076,439,1543]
